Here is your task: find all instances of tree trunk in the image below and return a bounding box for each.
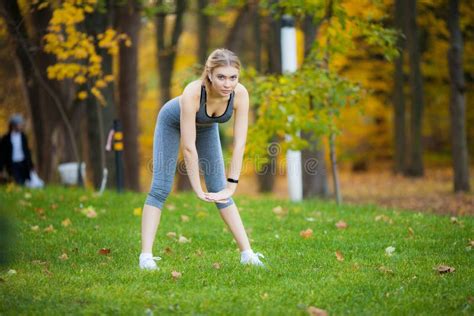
[116,0,141,191]
[156,0,186,107]
[404,0,424,177]
[225,5,252,55]
[197,0,209,64]
[302,15,329,199]
[447,0,470,192]
[329,132,341,204]
[255,13,281,192]
[393,0,406,174]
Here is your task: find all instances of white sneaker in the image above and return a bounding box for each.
[240,250,265,267]
[139,254,162,271]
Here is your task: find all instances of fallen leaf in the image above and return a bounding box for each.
[166,232,177,239]
[180,215,190,222]
[98,248,111,255]
[43,224,55,233]
[408,227,415,236]
[375,215,393,224]
[212,262,221,269]
[470,240,474,247]
[335,220,348,229]
[378,265,394,274]
[196,211,208,218]
[133,207,142,216]
[450,217,458,224]
[178,235,191,244]
[385,246,396,256]
[50,204,58,210]
[167,204,176,211]
[164,247,173,254]
[435,265,455,274]
[307,306,328,316]
[7,269,16,276]
[43,268,53,276]
[58,253,69,260]
[195,250,203,257]
[272,205,288,217]
[300,228,313,239]
[31,225,40,232]
[171,271,182,280]
[335,250,344,262]
[81,206,97,218]
[61,218,72,227]
[32,260,48,265]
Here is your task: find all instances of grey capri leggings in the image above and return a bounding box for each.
[145,96,235,210]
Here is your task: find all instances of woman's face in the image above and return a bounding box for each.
[208,66,239,97]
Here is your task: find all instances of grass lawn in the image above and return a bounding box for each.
[0,185,472,315]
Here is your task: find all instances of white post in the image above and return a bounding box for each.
[281,15,303,202]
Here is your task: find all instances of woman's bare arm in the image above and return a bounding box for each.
[180,82,204,196]
[226,85,250,193]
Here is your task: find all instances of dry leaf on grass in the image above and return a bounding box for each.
[166,232,177,238]
[300,228,313,239]
[307,306,328,316]
[43,224,55,233]
[335,251,344,262]
[408,227,415,236]
[98,248,111,255]
[171,271,182,280]
[272,205,288,218]
[178,235,191,244]
[180,215,190,222]
[378,265,394,274]
[81,206,97,218]
[167,204,176,211]
[335,220,348,229]
[212,262,221,269]
[375,215,393,224]
[31,225,40,232]
[58,253,69,260]
[61,218,72,227]
[434,265,455,274]
[164,247,173,254]
[385,246,396,256]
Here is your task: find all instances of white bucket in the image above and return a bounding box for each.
[58,162,86,185]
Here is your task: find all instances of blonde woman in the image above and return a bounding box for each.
[139,48,265,270]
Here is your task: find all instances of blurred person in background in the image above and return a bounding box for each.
[0,114,34,185]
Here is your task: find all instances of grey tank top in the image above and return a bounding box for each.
[195,85,235,124]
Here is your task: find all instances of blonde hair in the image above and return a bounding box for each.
[200,48,241,91]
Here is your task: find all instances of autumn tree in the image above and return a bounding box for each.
[447,0,470,192]
[116,0,141,191]
[404,0,425,177]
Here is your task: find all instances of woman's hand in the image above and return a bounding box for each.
[196,191,229,204]
[205,188,233,203]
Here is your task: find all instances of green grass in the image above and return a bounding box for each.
[0,185,473,315]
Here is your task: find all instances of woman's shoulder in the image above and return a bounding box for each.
[183,79,204,95]
[233,83,249,110]
[180,79,203,112]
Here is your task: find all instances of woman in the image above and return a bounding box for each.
[139,48,265,270]
[0,114,34,185]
